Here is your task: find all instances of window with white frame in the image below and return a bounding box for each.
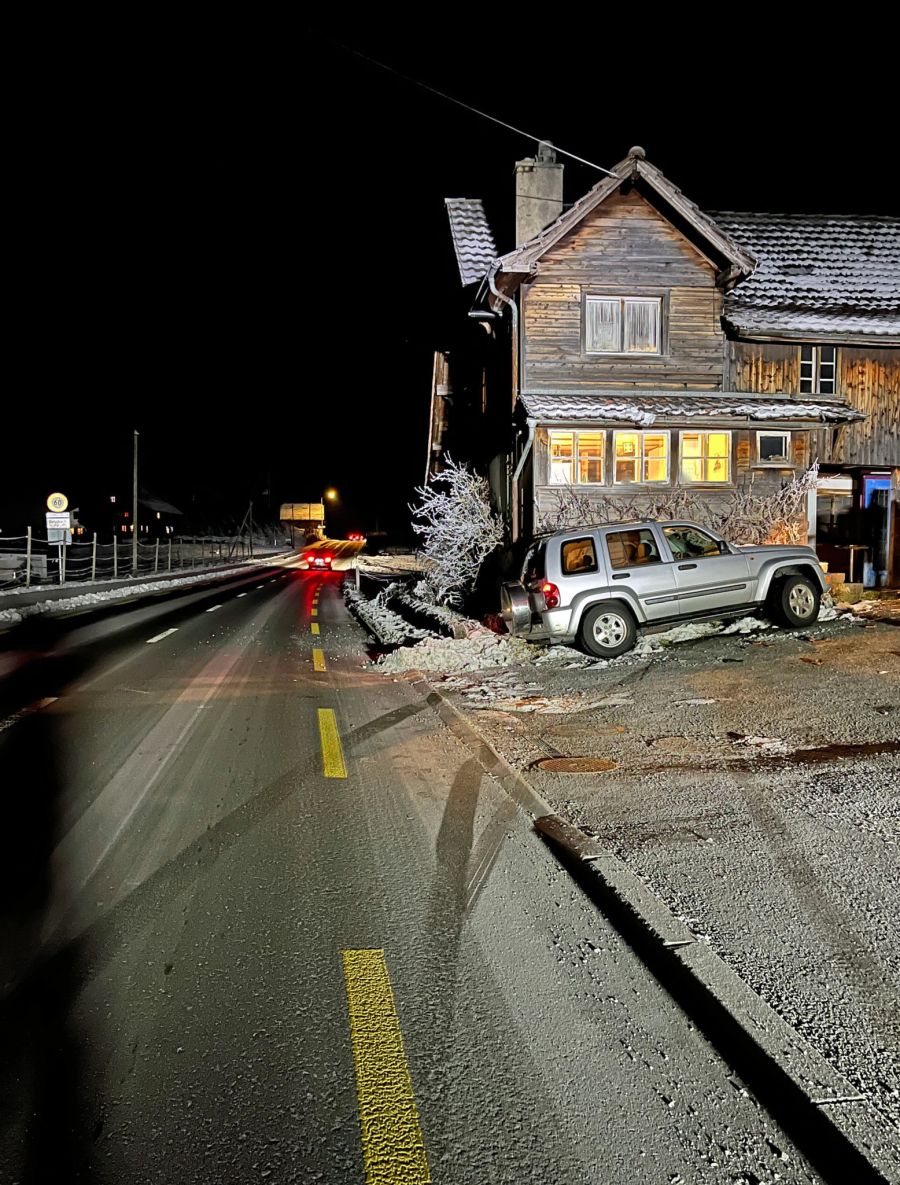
[757,430,792,464]
[680,431,731,483]
[800,345,836,394]
[548,430,605,484]
[585,296,661,354]
[613,431,670,484]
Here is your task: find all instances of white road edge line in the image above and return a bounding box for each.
[237,592,247,597]
[205,605,222,613]
[146,628,179,644]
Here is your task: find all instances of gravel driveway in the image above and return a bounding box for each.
[429,614,900,1131]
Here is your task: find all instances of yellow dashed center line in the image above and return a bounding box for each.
[311,623,320,635]
[342,950,431,1184]
[317,708,346,778]
[312,648,326,672]
[311,608,318,617]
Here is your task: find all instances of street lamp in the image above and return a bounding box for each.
[322,488,337,537]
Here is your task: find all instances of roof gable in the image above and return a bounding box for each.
[497,147,756,281]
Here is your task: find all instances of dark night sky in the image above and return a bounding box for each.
[6,21,895,537]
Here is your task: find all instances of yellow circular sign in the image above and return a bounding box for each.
[47,491,68,512]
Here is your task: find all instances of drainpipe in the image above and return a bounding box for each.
[489,267,528,539]
[511,418,536,544]
[488,269,520,414]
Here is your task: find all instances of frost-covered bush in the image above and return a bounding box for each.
[537,464,818,546]
[410,458,504,606]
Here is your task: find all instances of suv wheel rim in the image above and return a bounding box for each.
[789,584,815,618]
[592,613,627,648]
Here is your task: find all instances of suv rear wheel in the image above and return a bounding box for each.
[771,574,821,627]
[579,604,637,658]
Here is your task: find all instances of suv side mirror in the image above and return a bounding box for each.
[718,540,732,555]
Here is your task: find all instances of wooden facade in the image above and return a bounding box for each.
[522,192,725,391]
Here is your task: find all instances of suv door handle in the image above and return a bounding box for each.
[678,563,698,570]
[612,573,630,579]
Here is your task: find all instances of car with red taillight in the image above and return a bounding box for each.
[500,520,825,658]
[304,551,333,570]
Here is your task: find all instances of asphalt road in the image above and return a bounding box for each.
[0,562,826,1184]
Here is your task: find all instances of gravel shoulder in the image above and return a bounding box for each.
[413,615,900,1133]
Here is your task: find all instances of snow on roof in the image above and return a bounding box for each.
[714,212,900,340]
[519,391,864,425]
[445,198,498,286]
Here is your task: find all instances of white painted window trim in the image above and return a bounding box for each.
[755,429,792,466]
[799,345,838,395]
[678,430,733,485]
[612,429,671,485]
[585,295,662,355]
[548,429,606,485]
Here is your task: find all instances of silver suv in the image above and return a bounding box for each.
[500,520,825,658]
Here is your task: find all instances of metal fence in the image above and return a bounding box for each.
[0,529,290,591]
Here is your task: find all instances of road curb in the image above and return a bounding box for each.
[412,674,898,1185]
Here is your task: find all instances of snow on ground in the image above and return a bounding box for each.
[343,585,431,645]
[376,611,783,676]
[376,627,535,673]
[0,566,264,626]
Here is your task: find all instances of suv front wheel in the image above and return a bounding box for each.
[771,574,821,627]
[579,604,637,658]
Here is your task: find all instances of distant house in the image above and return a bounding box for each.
[434,145,899,585]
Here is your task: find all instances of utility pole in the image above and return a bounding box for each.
[132,429,139,574]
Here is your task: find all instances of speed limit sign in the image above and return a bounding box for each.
[47,491,69,512]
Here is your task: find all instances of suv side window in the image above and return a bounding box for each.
[561,537,598,575]
[663,526,721,558]
[605,529,661,569]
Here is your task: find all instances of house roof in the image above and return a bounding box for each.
[140,494,183,516]
[519,390,864,427]
[445,198,498,286]
[712,213,900,341]
[497,147,756,280]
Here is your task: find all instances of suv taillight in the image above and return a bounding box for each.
[542,582,560,610]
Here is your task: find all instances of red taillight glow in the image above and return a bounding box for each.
[324,555,332,562]
[305,554,314,561]
[542,582,560,609]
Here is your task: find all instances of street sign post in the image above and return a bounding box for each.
[46,511,71,544]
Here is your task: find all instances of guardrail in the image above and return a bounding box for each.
[0,529,290,590]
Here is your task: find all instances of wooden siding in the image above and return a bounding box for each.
[522,190,726,390]
[728,343,799,394]
[830,349,900,467]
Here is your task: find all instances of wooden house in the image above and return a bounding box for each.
[435,146,900,585]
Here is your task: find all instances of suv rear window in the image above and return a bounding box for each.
[561,537,598,575]
[523,541,547,585]
[605,528,661,569]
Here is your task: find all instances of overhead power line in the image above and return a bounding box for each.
[325,38,618,178]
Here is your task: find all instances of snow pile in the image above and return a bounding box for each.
[376,627,534,674]
[0,567,259,626]
[343,585,431,646]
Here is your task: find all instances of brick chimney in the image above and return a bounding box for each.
[515,141,563,245]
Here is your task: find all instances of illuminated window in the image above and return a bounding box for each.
[585,297,661,354]
[614,431,669,483]
[549,431,606,484]
[757,431,791,464]
[800,345,836,394]
[680,431,731,483]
